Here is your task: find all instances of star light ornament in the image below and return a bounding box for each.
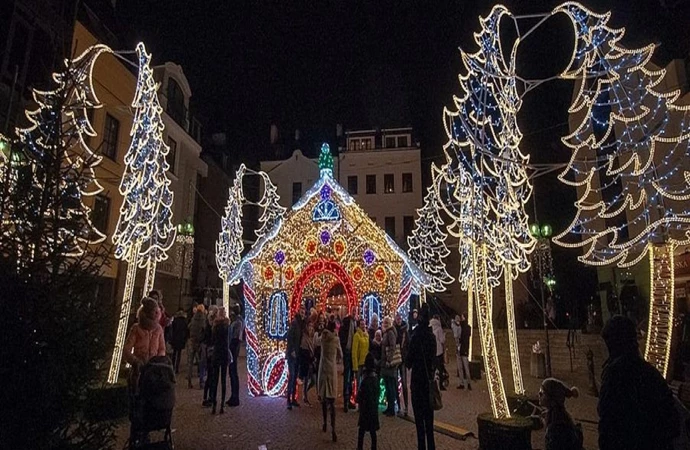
[108,43,176,383]
[216,164,247,311]
[553,2,690,378]
[433,5,535,417]
[406,186,454,293]
[1,45,110,269]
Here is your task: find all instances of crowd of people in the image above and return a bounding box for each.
[122,291,686,450]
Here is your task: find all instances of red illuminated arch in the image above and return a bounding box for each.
[290,259,357,319]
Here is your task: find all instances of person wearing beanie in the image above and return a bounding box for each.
[599,315,679,450]
[123,297,166,390]
[405,304,437,450]
[356,353,380,450]
[538,378,583,450]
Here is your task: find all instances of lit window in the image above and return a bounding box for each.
[384,174,394,193]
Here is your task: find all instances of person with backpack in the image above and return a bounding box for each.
[598,315,679,450]
[356,353,380,450]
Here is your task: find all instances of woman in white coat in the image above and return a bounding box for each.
[318,320,343,442]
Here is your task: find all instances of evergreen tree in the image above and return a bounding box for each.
[407,187,453,292]
[255,172,286,240]
[216,165,246,310]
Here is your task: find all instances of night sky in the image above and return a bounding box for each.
[115,0,689,320]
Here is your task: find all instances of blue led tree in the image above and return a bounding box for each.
[109,43,176,382]
[554,2,690,377]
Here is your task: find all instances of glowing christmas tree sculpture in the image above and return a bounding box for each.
[434,5,535,417]
[554,2,690,378]
[108,43,176,383]
[216,164,247,311]
[255,172,286,241]
[1,45,110,269]
[407,186,454,292]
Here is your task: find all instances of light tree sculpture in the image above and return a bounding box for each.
[216,164,246,311]
[407,186,454,293]
[434,5,535,417]
[109,43,176,383]
[553,2,690,378]
[255,172,287,241]
[2,45,110,270]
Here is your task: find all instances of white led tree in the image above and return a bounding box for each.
[216,164,246,311]
[434,5,535,417]
[108,42,176,383]
[407,186,454,292]
[2,45,110,270]
[255,172,286,241]
[554,2,690,378]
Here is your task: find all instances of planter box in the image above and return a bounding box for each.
[469,360,482,380]
[85,383,129,422]
[477,412,533,450]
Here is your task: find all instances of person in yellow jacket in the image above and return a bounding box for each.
[352,318,370,399]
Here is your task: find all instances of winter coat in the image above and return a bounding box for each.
[338,315,355,351]
[459,321,471,357]
[369,340,382,368]
[211,318,230,364]
[357,370,380,432]
[429,318,445,357]
[380,326,398,377]
[352,329,370,368]
[451,321,462,352]
[123,323,166,367]
[188,311,206,344]
[318,329,343,399]
[545,415,584,450]
[598,350,679,450]
[405,322,436,409]
[394,320,409,359]
[171,315,189,351]
[286,317,303,360]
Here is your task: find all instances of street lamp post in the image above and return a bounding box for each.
[530,222,554,378]
[176,220,195,310]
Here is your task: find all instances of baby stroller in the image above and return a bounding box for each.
[129,356,176,450]
[437,365,450,389]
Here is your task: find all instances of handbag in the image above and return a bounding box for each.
[423,353,443,411]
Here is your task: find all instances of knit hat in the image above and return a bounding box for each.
[138,297,159,330]
[541,378,579,406]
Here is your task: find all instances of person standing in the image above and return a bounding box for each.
[458,313,472,390]
[356,353,380,450]
[227,307,244,407]
[123,297,166,392]
[380,316,399,417]
[201,305,218,406]
[352,318,370,396]
[187,304,206,388]
[209,307,230,414]
[429,314,446,391]
[598,315,679,450]
[170,309,188,374]
[394,313,410,416]
[406,305,437,450]
[286,306,306,410]
[339,308,356,412]
[318,320,343,442]
[368,313,379,342]
[299,321,316,405]
[538,378,583,450]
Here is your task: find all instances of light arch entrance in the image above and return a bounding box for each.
[290,259,357,319]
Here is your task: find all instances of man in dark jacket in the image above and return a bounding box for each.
[286,306,305,410]
[170,309,188,374]
[226,308,244,407]
[458,313,472,390]
[395,313,410,415]
[187,304,207,388]
[598,315,679,450]
[406,305,437,450]
[339,310,356,412]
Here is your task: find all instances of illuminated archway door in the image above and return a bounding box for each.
[290,259,358,319]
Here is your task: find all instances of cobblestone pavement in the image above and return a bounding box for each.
[116,350,600,450]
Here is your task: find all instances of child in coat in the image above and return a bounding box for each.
[357,353,380,450]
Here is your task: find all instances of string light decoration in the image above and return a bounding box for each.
[552,2,690,377]
[407,186,454,292]
[219,144,429,396]
[433,5,536,418]
[109,43,176,383]
[216,164,247,311]
[255,172,286,240]
[2,45,110,268]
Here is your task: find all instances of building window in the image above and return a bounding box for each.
[92,195,111,234]
[402,173,413,193]
[361,139,371,150]
[385,137,395,148]
[385,217,396,238]
[403,215,414,240]
[167,77,186,127]
[397,136,408,147]
[102,113,119,160]
[167,137,177,174]
[292,182,302,205]
[347,175,358,195]
[349,139,358,151]
[384,174,394,193]
[366,175,376,194]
